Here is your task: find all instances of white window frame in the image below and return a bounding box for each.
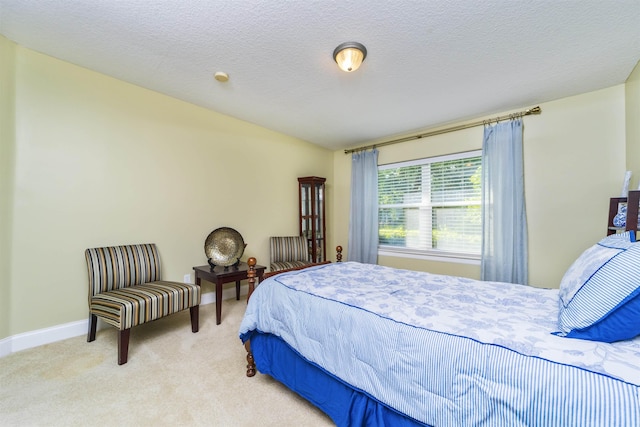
[378,150,482,264]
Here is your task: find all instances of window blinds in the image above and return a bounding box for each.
[378,150,482,256]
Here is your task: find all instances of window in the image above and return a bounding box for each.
[378,150,482,259]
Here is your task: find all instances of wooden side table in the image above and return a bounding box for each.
[193,262,266,325]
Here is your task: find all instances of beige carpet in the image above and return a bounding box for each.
[0,298,334,426]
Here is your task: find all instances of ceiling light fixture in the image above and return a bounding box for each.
[333,42,367,72]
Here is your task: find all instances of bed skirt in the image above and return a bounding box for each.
[248,332,429,427]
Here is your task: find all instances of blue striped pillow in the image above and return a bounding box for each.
[556,231,640,342]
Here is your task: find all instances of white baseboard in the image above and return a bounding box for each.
[0,286,244,358]
[0,336,12,358]
[9,319,88,354]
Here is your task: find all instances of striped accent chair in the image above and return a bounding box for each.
[85,244,201,365]
[269,236,312,272]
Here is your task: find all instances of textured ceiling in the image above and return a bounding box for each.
[1,1,639,151]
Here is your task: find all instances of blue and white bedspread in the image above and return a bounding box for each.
[239,262,640,426]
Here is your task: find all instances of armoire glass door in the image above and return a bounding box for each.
[298,176,326,263]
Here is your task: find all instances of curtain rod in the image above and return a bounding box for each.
[344,106,541,154]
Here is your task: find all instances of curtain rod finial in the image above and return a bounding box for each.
[526,106,541,115]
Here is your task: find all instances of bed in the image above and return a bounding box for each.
[239,233,640,426]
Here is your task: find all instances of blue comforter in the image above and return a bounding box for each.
[239,262,640,426]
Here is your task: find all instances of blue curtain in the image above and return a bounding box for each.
[481,119,528,285]
[348,149,379,264]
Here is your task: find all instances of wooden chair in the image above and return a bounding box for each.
[85,243,201,365]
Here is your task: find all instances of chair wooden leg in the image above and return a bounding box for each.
[87,314,97,342]
[118,329,131,365]
[190,305,199,333]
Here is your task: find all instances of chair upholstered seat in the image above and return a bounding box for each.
[85,243,201,364]
[89,280,201,330]
[270,260,313,272]
[269,236,312,272]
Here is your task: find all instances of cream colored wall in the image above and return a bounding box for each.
[6,46,332,336]
[333,85,627,288]
[626,60,640,183]
[0,36,16,339]
[525,87,625,286]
